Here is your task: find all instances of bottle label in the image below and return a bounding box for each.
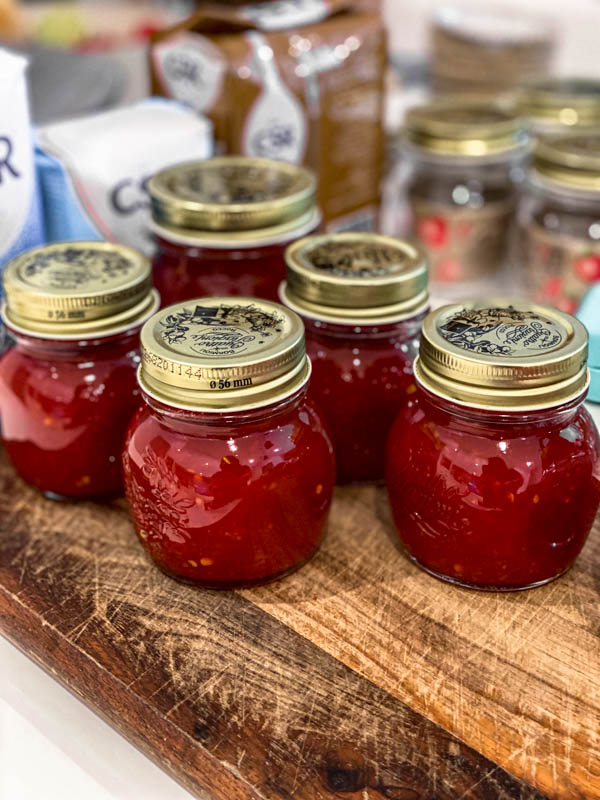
[522,220,600,314]
[411,197,513,283]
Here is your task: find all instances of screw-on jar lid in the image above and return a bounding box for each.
[2,241,158,339]
[520,78,600,129]
[149,157,317,242]
[415,301,589,410]
[404,99,529,157]
[280,233,429,325]
[534,133,600,191]
[139,297,310,411]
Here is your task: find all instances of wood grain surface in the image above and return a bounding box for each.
[0,444,597,799]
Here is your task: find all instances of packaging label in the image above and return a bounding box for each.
[243,32,307,164]
[240,0,330,31]
[411,197,513,283]
[0,50,44,268]
[36,100,212,256]
[523,220,600,314]
[152,32,226,114]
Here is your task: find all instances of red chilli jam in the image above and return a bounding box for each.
[149,157,320,305]
[280,233,429,484]
[386,301,600,591]
[123,296,335,588]
[0,241,159,500]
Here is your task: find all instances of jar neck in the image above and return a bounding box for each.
[418,383,586,428]
[303,311,427,340]
[142,384,309,431]
[6,326,141,358]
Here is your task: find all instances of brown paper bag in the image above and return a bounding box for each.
[150,0,386,231]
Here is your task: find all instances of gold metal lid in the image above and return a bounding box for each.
[139,297,310,411]
[520,78,600,128]
[2,241,158,339]
[281,233,429,324]
[415,301,589,410]
[404,99,529,157]
[149,157,317,237]
[534,133,600,190]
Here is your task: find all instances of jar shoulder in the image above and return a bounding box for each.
[389,397,600,477]
[125,400,334,478]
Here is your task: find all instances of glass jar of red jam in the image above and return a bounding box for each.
[519,133,600,313]
[149,157,320,306]
[280,233,429,484]
[386,301,600,591]
[123,296,335,588]
[0,241,159,501]
[402,100,530,288]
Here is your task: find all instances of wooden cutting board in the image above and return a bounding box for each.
[0,444,598,800]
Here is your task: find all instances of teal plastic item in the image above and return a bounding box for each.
[577,285,600,402]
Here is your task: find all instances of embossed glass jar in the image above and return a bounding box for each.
[0,242,159,500]
[402,100,530,285]
[280,233,429,484]
[150,157,320,305]
[123,296,335,588]
[386,301,600,591]
[519,133,600,312]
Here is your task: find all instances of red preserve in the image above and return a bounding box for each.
[0,241,159,500]
[123,296,335,588]
[280,233,429,483]
[149,157,320,305]
[386,301,600,591]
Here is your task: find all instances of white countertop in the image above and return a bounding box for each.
[0,637,193,800]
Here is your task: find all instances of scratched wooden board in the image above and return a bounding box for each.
[0,445,598,800]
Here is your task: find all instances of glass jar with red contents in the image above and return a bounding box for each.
[149,157,320,305]
[0,242,159,500]
[519,133,600,313]
[386,301,600,591]
[402,100,530,288]
[123,296,335,588]
[280,233,429,484]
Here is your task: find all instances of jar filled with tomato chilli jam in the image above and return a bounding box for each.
[280,233,429,484]
[123,296,335,588]
[402,100,530,286]
[519,133,600,313]
[386,301,600,591]
[149,157,320,305]
[0,242,159,500]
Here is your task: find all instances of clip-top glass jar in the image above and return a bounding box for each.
[519,78,600,137]
[386,301,600,591]
[280,233,429,484]
[402,100,530,286]
[0,241,159,500]
[150,157,320,306]
[519,133,600,312]
[123,296,335,588]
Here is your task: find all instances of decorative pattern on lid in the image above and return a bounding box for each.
[416,300,589,410]
[139,297,309,411]
[149,156,317,235]
[2,241,158,339]
[281,233,429,324]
